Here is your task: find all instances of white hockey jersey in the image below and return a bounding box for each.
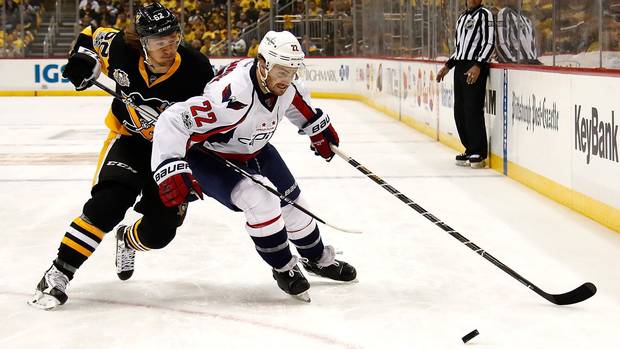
[151,58,319,170]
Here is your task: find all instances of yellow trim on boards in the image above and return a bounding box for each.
[0,91,35,96]
[0,90,109,96]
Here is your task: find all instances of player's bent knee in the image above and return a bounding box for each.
[281,196,317,239]
[82,182,138,232]
[231,177,281,217]
[145,227,177,249]
[231,177,283,237]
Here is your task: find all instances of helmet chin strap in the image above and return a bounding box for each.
[140,39,155,69]
[257,62,272,94]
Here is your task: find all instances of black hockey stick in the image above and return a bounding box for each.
[202,150,360,234]
[332,146,596,305]
[91,80,360,234]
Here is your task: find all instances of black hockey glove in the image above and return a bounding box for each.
[62,47,101,91]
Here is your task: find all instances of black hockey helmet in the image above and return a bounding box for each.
[135,2,180,38]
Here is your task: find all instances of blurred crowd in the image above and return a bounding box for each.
[0,0,43,57]
[9,0,620,65]
[74,0,350,57]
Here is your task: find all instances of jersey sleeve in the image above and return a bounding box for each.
[476,9,495,63]
[71,26,96,53]
[285,80,319,129]
[70,26,120,77]
[151,93,251,170]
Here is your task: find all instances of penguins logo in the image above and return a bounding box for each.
[121,92,172,140]
[113,69,130,87]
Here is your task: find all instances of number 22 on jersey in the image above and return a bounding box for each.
[189,100,217,127]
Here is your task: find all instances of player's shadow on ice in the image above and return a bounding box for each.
[71,279,313,308]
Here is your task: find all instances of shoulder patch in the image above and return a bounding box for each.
[181,111,194,130]
[113,69,130,87]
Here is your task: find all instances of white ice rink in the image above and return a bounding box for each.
[0,97,619,349]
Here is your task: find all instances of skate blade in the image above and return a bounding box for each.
[27,291,61,310]
[455,160,469,167]
[292,291,311,303]
[470,161,486,169]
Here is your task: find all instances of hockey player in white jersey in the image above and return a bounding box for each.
[151,30,356,300]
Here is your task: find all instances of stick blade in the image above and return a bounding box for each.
[544,282,597,305]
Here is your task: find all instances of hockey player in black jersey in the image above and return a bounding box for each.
[28,3,214,310]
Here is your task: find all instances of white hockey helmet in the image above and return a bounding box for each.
[258,30,305,72]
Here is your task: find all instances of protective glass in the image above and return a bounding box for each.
[144,32,182,51]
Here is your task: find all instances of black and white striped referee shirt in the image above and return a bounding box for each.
[446,5,495,68]
[496,6,537,63]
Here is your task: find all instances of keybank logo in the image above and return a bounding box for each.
[574,105,619,164]
[34,64,70,83]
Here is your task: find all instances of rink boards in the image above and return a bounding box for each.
[0,57,618,233]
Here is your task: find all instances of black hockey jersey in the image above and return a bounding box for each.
[73,26,214,141]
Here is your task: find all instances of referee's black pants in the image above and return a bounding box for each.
[453,60,489,158]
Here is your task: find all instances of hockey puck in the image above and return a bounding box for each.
[462,329,479,343]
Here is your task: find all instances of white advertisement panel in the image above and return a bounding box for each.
[485,68,502,162]
[360,59,401,119]
[0,59,113,91]
[297,58,356,94]
[570,75,620,209]
[0,58,357,94]
[400,61,440,136]
[438,68,458,140]
[506,69,571,186]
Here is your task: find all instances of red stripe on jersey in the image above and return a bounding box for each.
[210,150,261,161]
[247,215,282,229]
[292,91,315,121]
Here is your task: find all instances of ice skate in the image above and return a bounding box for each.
[301,246,357,282]
[272,258,311,302]
[468,154,486,169]
[455,153,469,166]
[27,265,70,310]
[115,225,135,281]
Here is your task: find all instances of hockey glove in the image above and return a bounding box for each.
[153,159,203,207]
[300,109,340,161]
[62,47,101,91]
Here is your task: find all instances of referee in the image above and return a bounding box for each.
[437,0,495,168]
[496,0,542,64]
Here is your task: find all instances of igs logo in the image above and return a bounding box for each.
[34,64,70,83]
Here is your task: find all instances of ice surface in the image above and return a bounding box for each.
[0,97,618,349]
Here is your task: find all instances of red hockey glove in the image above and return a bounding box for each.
[301,109,340,161]
[153,159,203,207]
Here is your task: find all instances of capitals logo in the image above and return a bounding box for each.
[121,92,172,140]
[222,84,247,110]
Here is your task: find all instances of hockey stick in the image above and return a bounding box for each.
[202,150,361,234]
[91,80,360,234]
[331,146,597,305]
